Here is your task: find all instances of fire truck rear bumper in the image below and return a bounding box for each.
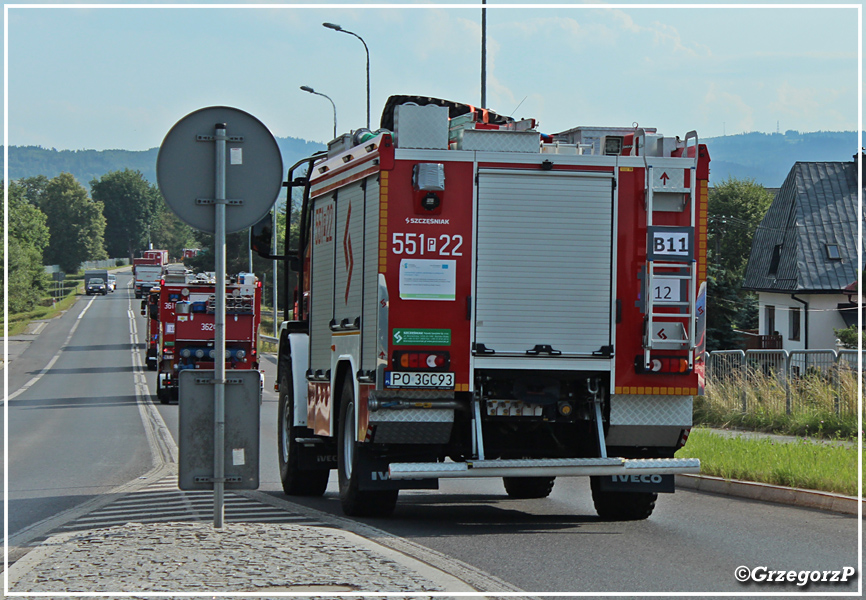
[388,457,700,480]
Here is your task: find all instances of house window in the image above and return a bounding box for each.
[826,244,841,260]
[789,306,801,341]
[768,244,782,275]
[766,306,776,336]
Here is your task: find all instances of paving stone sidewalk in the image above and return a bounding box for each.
[7,521,479,598]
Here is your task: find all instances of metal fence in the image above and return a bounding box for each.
[80,258,129,269]
[705,349,861,416]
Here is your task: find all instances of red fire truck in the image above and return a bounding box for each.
[143,286,161,371]
[150,271,263,404]
[133,257,162,299]
[269,96,708,519]
[142,249,169,265]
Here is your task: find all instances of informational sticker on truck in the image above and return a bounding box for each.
[385,371,455,389]
[399,259,456,300]
[393,328,451,346]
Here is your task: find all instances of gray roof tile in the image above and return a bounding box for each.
[742,160,863,293]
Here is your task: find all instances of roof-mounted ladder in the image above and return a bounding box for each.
[634,129,699,369]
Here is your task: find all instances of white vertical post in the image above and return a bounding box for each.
[213,123,227,528]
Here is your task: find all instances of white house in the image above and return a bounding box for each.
[742,159,863,351]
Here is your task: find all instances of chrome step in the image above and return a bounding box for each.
[388,457,700,480]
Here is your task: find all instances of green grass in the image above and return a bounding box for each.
[3,283,82,336]
[676,428,861,496]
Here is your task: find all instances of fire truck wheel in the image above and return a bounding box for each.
[278,373,329,496]
[337,378,398,517]
[502,476,556,499]
[589,476,657,521]
[157,377,169,404]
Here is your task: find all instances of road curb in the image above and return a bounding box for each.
[677,473,862,515]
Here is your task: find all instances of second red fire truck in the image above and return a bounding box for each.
[143,269,264,404]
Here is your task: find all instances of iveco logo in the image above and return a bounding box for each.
[317,455,337,463]
[371,471,391,481]
[612,474,663,483]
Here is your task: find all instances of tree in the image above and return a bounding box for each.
[835,325,862,349]
[705,177,774,350]
[2,181,51,312]
[17,175,50,208]
[91,169,161,260]
[41,173,107,273]
[708,177,774,277]
[148,202,197,260]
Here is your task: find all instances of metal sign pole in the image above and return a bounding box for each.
[158,106,282,523]
[213,123,227,528]
[272,209,278,332]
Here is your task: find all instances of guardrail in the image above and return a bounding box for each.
[705,349,860,416]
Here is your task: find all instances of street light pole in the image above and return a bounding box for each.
[481,0,487,108]
[300,85,337,140]
[323,22,370,130]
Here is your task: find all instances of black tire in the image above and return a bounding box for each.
[338,374,398,517]
[590,477,657,521]
[503,476,556,499]
[157,376,169,405]
[278,372,329,496]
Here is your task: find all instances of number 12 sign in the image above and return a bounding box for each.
[647,226,694,261]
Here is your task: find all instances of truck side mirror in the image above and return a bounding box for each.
[250,211,297,270]
[140,300,147,316]
[250,212,277,259]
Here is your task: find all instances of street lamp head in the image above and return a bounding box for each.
[300,85,315,93]
[323,22,342,31]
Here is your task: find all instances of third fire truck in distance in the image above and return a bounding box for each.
[144,268,264,404]
[264,95,709,519]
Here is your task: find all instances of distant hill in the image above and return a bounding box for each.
[3,136,326,190]
[2,130,860,190]
[703,130,861,187]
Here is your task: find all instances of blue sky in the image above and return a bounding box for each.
[4,1,862,151]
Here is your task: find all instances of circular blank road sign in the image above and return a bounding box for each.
[157,106,283,234]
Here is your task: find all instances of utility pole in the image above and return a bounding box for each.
[481,0,487,108]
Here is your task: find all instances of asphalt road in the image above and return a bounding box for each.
[4,272,152,538]
[3,272,862,595]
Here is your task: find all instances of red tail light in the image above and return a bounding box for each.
[635,355,691,375]
[393,351,450,371]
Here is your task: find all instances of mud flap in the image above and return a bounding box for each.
[356,452,438,491]
[295,442,337,471]
[596,473,675,493]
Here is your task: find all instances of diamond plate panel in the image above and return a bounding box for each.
[374,422,453,444]
[610,395,692,426]
[472,458,624,468]
[394,104,449,149]
[391,462,467,475]
[370,389,455,401]
[369,407,453,423]
[462,129,540,153]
